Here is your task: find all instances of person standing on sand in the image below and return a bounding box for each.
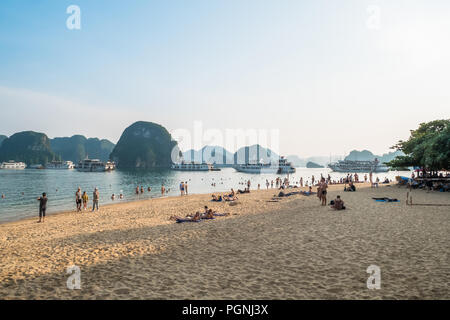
[266,179,269,189]
[312,175,315,186]
[369,172,373,188]
[82,191,88,211]
[247,180,251,190]
[161,184,166,195]
[321,179,328,206]
[179,181,184,196]
[92,188,99,211]
[75,187,82,212]
[185,181,188,195]
[37,192,47,223]
[271,180,274,188]
[300,177,303,187]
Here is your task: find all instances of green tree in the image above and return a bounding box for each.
[387,119,450,171]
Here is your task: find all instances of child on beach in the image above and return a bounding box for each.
[82,191,88,210]
[180,182,184,196]
[37,192,47,223]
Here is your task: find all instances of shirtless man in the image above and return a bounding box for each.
[331,195,345,210]
[75,187,82,212]
[161,184,166,195]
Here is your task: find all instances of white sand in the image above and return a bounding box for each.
[0,183,449,299]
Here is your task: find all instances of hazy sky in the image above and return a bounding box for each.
[1,0,449,157]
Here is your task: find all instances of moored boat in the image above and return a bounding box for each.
[77,158,116,172]
[46,160,75,169]
[0,161,27,170]
[171,161,213,171]
[234,156,296,174]
[328,158,389,173]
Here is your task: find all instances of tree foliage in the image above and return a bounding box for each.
[386,119,450,170]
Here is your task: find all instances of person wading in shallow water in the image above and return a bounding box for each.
[37,192,48,223]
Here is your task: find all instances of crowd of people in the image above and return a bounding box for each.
[75,187,104,212]
[27,171,399,222]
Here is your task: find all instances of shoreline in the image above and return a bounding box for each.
[0,182,381,227]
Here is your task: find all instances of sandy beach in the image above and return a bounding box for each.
[0,183,449,300]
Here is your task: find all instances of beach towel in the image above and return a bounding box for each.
[176,218,202,223]
[372,197,400,202]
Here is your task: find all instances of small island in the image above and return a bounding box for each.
[306,161,324,168]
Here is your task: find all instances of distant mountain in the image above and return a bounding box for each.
[344,150,376,161]
[183,146,234,166]
[181,144,279,165]
[50,135,115,163]
[379,150,404,164]
[0,135,7,147]
[306,161,324,168]
[233,144,279,165]
[110,121,178,169]
[286,155,341,167]
[344,149,404,164]
[0,131,56,165]
[286,155,307,167]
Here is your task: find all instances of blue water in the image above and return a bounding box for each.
[0,168,409,223]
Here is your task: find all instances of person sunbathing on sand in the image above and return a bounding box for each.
[330,195,345,210]
[169,211,202,221]
[211,194,223,201]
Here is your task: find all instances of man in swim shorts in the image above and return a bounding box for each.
[37,192,48,223]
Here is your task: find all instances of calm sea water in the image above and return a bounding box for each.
[0,168,409,223]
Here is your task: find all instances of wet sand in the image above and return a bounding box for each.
[0,183,449,299]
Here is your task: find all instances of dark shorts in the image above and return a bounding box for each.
[39,207,46,217]
[322,190,327,195]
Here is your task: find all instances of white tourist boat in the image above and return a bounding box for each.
[29,164,45,169]
[328,158,389,173]
[46,160,75,170]
[77,158,116,172]
[234,156,296,174]
[0,161,27,170]
[171,161,213,171]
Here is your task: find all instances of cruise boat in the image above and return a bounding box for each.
[29,164,45,169]
[171,161,213,171]
[328,158,389,173]
[0,161,27,170]
[46,160,75,170]
[234,156,296,174]
[77,158,116,172]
